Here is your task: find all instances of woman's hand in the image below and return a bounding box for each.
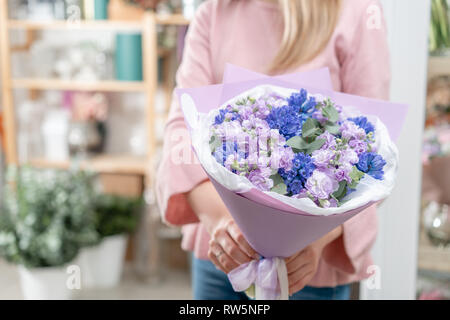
[285,225,343,295]
[187,180,259,274]
[285,242,324,295]
[208,218,260,274]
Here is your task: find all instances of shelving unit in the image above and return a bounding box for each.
[0,1,190,178]
[11,78,147,92]
[418,229,450,274]
[428,55,450,79]
[28,154,148,175]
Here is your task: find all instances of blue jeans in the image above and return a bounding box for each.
[192,257,351,300]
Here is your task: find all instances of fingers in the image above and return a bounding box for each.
[208,250,227,273]
[289,271,314,296]
[285,248,304,264]
[226,221,259,260]
[288,263,312,289]
[208,240,239,273]
[213,224,252,265]
[285,250,308,274]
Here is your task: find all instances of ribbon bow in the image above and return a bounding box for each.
[227,257,289,300]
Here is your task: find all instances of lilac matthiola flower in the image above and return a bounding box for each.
[339,148,359,165]
[305,169,339,200]
[311,149,334,168]
[318,131,337,150]
[238,105,253,120]
[248,167,273,191]
[348,139,368,155]
[334,163,352,183]
[340,121,366,141]
[254,99,271,119]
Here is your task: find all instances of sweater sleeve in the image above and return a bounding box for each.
[155,1,214,226]
[322,0,390,274]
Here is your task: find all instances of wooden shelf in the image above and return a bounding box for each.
[418,229,450,274]
[7,15,189,31]
[155,14,190,25]
[28,154,148,175]
[428,55,450,80]
[11,78,146,92]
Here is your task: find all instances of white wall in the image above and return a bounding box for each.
[360,0,430,299]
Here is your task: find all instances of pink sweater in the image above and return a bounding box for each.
[156,0,390,287]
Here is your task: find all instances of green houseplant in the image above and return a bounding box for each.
[76,194,143,288]
[430,0,450,54]
[0,166,100,299]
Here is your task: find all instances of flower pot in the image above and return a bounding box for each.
[18,265,73,300]
[77,234,128,289]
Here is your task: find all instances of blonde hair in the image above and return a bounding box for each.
[268,0,342,73]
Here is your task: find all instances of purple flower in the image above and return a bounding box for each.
[266,104,306,140]
[305,169,339,200]
[340,121,366,141]
[270,146,295,171]
[339,148,359,165]
[214,109,227,125]
[254,99,271,119]
[356,152,386,180]
[348,139,368,155]
[348,116,375,134]
[248,167,273,191]
[318,131,337,150]
[278,153,315,195]
[238,105,253,120]
[287,89,317,114]
[334,164,352,182]
[311,149,334,168]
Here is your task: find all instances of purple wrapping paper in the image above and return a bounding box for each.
[211,177,373,258]
[177,64,408,258]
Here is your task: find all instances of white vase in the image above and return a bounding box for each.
[18,265,73,300]
[77,234,127,289]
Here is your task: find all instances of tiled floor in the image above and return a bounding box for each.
[0,259,192,300]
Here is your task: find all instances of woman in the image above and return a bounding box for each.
[156,0,390,300]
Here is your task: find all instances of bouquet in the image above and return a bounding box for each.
[209,87,386,208]
[178,64,408,299]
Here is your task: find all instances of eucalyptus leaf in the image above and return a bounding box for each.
[306,138,325,154]
[349,166,365,183]
[324,122,340,135]
[209,135,222,152]
[270,173,284,186]
[322,102,339,123]
[271,183,287,195]
[286,136,309,151]
[302,118,320,138]
[332,181,347,200]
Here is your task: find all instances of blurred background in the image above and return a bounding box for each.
[0,0,448,300]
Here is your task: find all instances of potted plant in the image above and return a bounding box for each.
[76,194,142,288]
[0,167,99,300]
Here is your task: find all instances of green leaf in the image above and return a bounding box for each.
[322,101,339,123]
[349,166,365,185]
[270,173,284,186]
[332,181,347,200]
[318,199,330,208]
[306,138,325,154]
[324,122,340,135]
[271,183,287,195]
[209,135,222,153]
[302,118,320,138]
[286,136,309,151]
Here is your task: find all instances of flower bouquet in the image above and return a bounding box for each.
[178,64,408,299]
